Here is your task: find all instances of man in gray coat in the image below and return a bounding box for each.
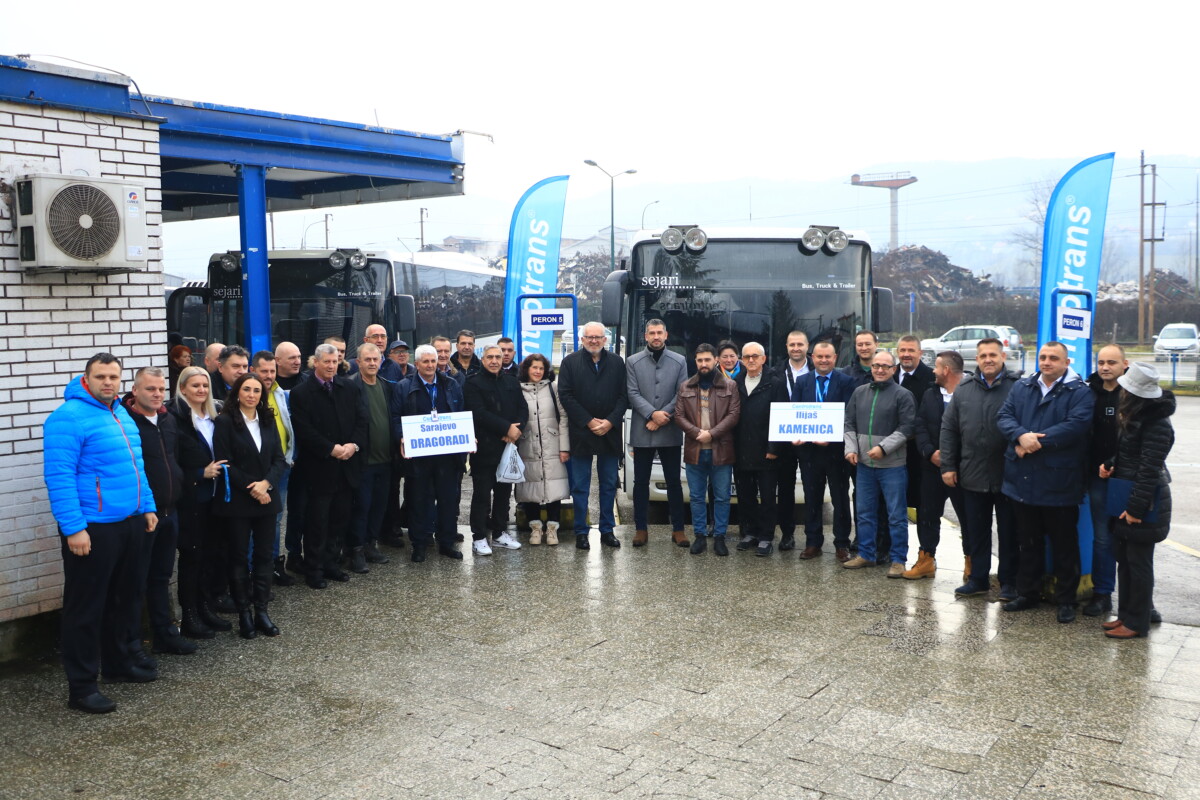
[940,337,1019,600]
[842,349,916,576]
[625,319,689,547]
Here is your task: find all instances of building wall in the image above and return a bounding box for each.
[0,99,164,626]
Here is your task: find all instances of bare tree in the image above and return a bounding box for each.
[1009,177,1057,285]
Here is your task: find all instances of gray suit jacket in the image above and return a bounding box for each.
[625,347,687,448]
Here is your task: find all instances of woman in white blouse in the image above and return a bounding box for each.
[212,374,287,639]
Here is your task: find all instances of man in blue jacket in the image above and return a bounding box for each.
[996,341,1095,623]
[43,353,158,714]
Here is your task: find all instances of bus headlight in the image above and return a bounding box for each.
[219,253,240,272]
[801,227,826,252]
[328,251,348,269]
[660,227,685,252]
[684,227,708,252]
[825,229,849,252]
[348,251,368,270]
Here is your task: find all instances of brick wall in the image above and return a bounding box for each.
[0,100,164,624]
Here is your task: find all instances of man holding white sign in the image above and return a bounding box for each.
[391,344,471,563]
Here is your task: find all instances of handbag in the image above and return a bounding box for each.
[495,441,526,484]
[1105,477,1160,523]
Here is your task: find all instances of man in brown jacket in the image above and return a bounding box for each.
[675,344,741,556]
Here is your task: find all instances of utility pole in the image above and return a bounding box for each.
[851,172,918,251]
[419,208,428,250]
[1147,165,1165,337]
[1194,174,1199,298]
[1138,152,1145,344]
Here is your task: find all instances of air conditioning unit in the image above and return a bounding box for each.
[15,174,149,273]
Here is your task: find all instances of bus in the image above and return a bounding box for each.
[167,248,506,359]
[600,225,893,510]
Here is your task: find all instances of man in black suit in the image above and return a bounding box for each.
[774,330,813,550]
[288,343,367,589]
[732,342,786,557]
[892,334,936,560]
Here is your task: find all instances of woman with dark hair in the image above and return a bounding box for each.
[718,341,742,380]
[169,366,229,639]
[1098,362,1174,640]
[168,345,192,396]
[516,353,570,545]
[212,373,287,639]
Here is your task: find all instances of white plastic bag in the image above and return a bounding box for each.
[496,441,526,484]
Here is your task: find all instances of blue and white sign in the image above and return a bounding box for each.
[768,402,844,443]
[503,176,569,359]
[520,306,574,332]
[1056,306,1093,340]
[400,411,476,458]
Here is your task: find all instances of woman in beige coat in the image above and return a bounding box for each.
[516,353,570,545]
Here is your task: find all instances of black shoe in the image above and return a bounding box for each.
[411,548,428,563]
[153,629,198,656]
[1151,609,1163,624]
[348,548,369,574]
[305,575,329,589]
[198,602,232,632]
[131,649,158,671]
[364,541,390,564]
[273,557,297,586]
[68,692,116,714]
[736,535,756,551]
[238,611,258,640]
[575,534,590,550]
[437,545,463,560]
[1003,596,1040,612]
[778,536,796,552]
[254,610,280,637]
[1057,604,1077,624]
[212,594,237,614]
[1082,594,1112,617]
[285,554,305,574]
[998,584,1018,602]
[756,541,774,557]
[690,536,708,555]
[380,533,406,549]
[600,532,621,548]
[180,608,215,640]
[713,537,729,557]
[105,664,158,683]
[323,567,351,582]
[454,533,465,543]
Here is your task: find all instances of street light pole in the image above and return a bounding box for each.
[584,160,637,272]
[641,200,659,229]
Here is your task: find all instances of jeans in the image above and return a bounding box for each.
[351,462,392,548]
[685,450,733,537]
[570,453,619,535]
[1088,477,1116,596]
[632,446,685,531]
[272,466,291,559]
[854,464,909,563]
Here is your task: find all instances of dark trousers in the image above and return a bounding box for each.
[176,501,213,613]
[60,515,142,698]
[775,449,800,538]
[285,467,309,557]
[801,451,852,549]
[381,461,408,534]
[522,501,562,524]
[228,513,275,611]
[962,489,1018,588]
[1114,533,1155,635]
[303,479,354,578]
[351,462,392,548]
[470,463,512,539]
[916,469,965,556]
[1012,501,1080,604]
[632,446,685,531]
[409,455,463,551]
[143,514,178,640]
[735,468,777,542]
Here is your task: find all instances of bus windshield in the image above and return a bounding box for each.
[628,239,870,367]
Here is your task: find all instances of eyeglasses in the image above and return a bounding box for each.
[870,364,895,370]
[582,335,605,341]
[742,354,764,360]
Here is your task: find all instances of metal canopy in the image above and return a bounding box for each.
[144,96,464,222]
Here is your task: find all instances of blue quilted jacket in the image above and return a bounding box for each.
[43,375,156,536]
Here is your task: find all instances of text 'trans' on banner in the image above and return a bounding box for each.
[503,176,569,358]
[1036,153,1115,377]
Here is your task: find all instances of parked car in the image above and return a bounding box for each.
[920,324,1023,365]
[1153,323,1200,361]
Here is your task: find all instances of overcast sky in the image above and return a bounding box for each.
[7,1,1199,278]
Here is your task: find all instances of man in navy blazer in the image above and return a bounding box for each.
[791,342,856,561]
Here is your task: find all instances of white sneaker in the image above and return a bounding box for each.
[493,532,522,550]
[472,538,493,556]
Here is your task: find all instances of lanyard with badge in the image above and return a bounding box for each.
[814,375,828,403]
[426,381,439,421]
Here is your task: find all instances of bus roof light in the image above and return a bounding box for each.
[683,227,708,252]
[825,229,849,253]
[660,227,684,252]
[801,227,826,252]
[328,251,348,269]
[219,252,240,272]
[347,251,368,270]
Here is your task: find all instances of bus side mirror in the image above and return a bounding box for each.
[601,270,629,327]
[395,294,416,333]
[873,286,894,333]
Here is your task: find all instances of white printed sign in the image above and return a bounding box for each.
[520,306,575,332]
[1056,306,1092,340]
[400,411,476,458]
[768,402,845,443]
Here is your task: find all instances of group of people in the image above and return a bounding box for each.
[44,319,1174,715]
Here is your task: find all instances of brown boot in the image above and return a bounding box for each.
[903,549,936,580]
[633,529,648,547]
[672,530,689,548]
[962,555,971,583]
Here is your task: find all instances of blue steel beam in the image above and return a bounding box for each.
[237,165,272,354]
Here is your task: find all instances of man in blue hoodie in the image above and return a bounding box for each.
[44,353,158,714]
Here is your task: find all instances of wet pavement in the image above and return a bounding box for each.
[1,498,1198,800]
